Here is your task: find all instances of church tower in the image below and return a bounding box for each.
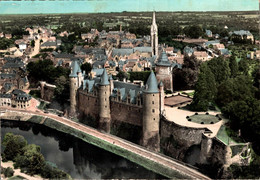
[98,68,111,133]
[142,71,160,152]
[155,51,173,92]
[151,11,158,57]
[69,60,82,117]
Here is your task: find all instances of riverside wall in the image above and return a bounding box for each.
[1,111,203,179]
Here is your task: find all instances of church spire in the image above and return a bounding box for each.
[153,11,156,25]
[151,11,158,57]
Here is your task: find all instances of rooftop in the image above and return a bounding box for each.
[164,95,192,107]
[156,51,171,67]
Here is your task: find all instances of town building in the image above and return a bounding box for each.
[0,89,31,109]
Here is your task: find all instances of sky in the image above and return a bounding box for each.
[0,0,258,14]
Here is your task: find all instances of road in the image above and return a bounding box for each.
[0,107,211,179]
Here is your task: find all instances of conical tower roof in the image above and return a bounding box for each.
[100,68,110,85]
[158,80,164,87]
[69,60,81,77]
[156,51,171,67]
[144,71,159,93]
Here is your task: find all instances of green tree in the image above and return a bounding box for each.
[182,54,201,88]
[116,71,129,81]
[208,57,231,84]
[81,62,92,75]
[3,167,14,178]
[216,75,256,108]
[22,144,45,175]
[184,25,203,39]
[229,55,238,78]
[54,75,70,104]
[2,133,27,161]
[190,63,217,111]
[31,40,35,47]
[238,58,250,75]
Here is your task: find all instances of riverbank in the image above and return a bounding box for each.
[1,161,43,180]
[1,109,210,179]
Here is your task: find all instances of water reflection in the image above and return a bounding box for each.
[1,120,165,179]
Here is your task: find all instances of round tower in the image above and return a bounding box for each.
[98,69,111,133]
[142,71,160,152]
[70,76,77,116]
[69,60,81,117]
[158,81,165,116]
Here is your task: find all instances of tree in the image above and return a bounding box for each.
[2,133,27,161]
[116,71,129,81]
[31,40,35,47]
[22,144,45,175]
[216,75,256,108]
[3,167,14,178]
[190,63,217,111]
[229,55,238,78]
[208,57,231,84]
[184,25,203,39]
[182,54,201,88]
[81,62,92,75]
[238,58,250,76]
[54,75,70,104]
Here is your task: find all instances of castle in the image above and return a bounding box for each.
[69,59,163,151]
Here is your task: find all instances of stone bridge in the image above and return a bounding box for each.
[0,108,210,179]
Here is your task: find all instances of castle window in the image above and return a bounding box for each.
[153,118,155,120]
[153,94,154,96]
[105,98,106,101]
[152,109,155,113]
[152,101,154,104]
[105,106,107,108]
[105,92,106,94]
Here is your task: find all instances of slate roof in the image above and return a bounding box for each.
[54,53,74,59]
[0,93,12,98]
[112,81,143,104]
[99,68,109,85]
[220,49,230,55]
[133,47,152,53]
[0,74,16,79]
[3,83,13,92]
[144,71,159,93]
[183,46,194,54]
[92,68,104,77]
[93,60,106,69]
[233,30,253,36]
[205,40,220,46]
[41,41,57,47]
[156,51,171,67]
[69,60,81,77]
[112,48,134,57]
[3,57,25,69]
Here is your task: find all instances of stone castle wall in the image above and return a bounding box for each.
[78,90,143,127]
[78,90,99,119]
[110,100,143,126]
[160,117,205,160]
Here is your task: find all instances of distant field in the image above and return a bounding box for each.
[0,11,258,35]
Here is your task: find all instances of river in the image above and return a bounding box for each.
[1,120,166,179]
